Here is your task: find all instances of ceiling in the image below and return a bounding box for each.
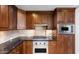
[16,5,78,11]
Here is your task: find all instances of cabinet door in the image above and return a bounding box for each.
[9,6,17,30]
[53,11,57,29]
[26,11,54,29]
[9,49,17,54]
[23,41,33,54]
[57,34,75,54]
[0,5,9,28]
[64,35,75,54]
[33,14,42,24]
[9,43,23,54]
[47,15,53,29]
[16,43,23,54]
[64,10,75,24]
[57,35,65,54]
[48,41,57,54]
[57,8,75,24]
[0,5,17,30]
[26,14,34,29]
[57,10,65,24]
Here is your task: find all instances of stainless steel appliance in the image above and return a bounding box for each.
[57,24,75,34]
[33,41,48,54]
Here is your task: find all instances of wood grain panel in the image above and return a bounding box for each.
[64,35,75,54]
[26,13,34,29]
[0,5,17,30]
[0,5,9,28]
[57,35,65,54]
[23,40,33,54]
[48,41,57,54]
[26,11,54,29]
[9,42,23,54]
[57,8,75,24]
[9,5,17,30]
[57,34,75,54]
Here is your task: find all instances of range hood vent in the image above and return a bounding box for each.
[34,24,48,36]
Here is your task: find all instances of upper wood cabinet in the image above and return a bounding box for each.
[56,8,75,24]
[64,9,75,24]
[0,5,9,30]
[8,5,17,30]
[53,10,57,29]
[26,11,54,29]
[0,5,17,30]
[26,13,34,29]
[17,9,26,29]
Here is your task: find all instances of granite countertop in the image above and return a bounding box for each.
[0,37,23,54]
[20,36,56,40]
[0,36,56,54]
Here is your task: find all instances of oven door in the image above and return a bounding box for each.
[35,48,47,53]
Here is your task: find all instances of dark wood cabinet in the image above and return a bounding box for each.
[57,35,65,54]
[16,43,23,54]
[64,35,75,54]
[9,43,23,54]
[8,5,17,30]
[57,34,75,54]
[26,13,34,29]
[9,40,32,54]
[0,5,9,30]
[26,11,54,29]
[57,9,65,24]
[0,5,17,30]
[57,8,75,24]
[56,8,75,54]
[53,10,57,29]
[23,40,33,54]
[48,41,57,54]
[64,9,75,24]
[9,48,17,54]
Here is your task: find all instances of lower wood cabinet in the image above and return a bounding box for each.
[23,40,33,54]
[48,41,57,54]
[9,43,23,54]
[9,40,33,54]
[57,34,75,54]
[9,36,75,54]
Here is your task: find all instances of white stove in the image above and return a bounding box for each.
[33,41,48,54]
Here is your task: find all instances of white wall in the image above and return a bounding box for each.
[75,7,79,54]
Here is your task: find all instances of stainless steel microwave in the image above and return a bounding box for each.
[57,24,75,34]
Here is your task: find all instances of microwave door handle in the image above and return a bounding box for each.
[71,26,73,32]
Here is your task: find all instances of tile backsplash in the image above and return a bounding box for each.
[0,30,54,44]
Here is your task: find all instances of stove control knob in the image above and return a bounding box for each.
[44,43,46,45]
[35,43,37,45]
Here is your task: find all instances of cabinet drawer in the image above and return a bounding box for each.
[48,44,57,54]
[48,41,56,46]
[23,40,33,45]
